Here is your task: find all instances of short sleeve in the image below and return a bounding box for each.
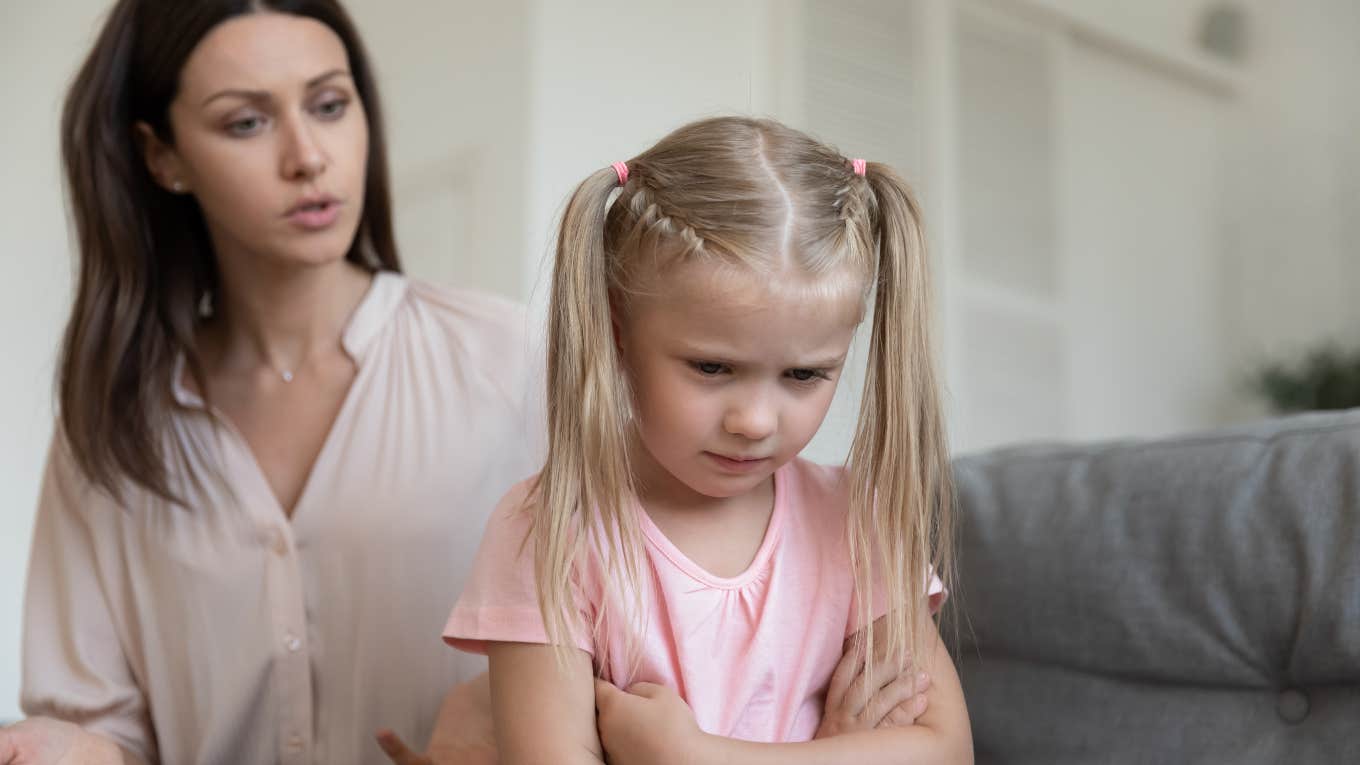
[443,479,595,655]
[20,435,157,764]
[846,566,950,639]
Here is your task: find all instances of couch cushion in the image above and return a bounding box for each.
[945,409,1360,763]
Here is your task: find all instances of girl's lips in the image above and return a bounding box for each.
[705,452,771,473]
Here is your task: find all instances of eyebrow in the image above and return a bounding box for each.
[681,347,848,369]
[200,69,352,107]
[797,353,848,369]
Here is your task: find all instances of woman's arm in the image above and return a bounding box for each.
[18,439,156,765]
[0,717,148,765]
[376,673,497,765]
[487,642,605,765]
[597,613,972,765]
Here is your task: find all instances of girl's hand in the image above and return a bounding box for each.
[814,647,932,739]
[0,717,127,765]
[594,680,710,765]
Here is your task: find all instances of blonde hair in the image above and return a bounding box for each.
[532,116,954,680]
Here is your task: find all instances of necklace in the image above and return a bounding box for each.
[265,359,299,383]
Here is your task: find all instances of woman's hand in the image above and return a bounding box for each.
[594,680,711,765]
[376,673,498,765]
[814,646,932,739]
[0,718,127,765]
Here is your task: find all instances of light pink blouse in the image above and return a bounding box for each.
[21,273,544,764]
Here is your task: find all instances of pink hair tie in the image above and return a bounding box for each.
[612,161,630,185]
[851,158,867,177]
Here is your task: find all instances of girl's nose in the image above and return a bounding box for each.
[723,395,777,441]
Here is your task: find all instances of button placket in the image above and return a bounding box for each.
[265,524,313,765]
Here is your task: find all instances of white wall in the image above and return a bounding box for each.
[522,0,781,303]
[349,0,533,299]
[0,0,111,722]
[1220,0,1360,414]
[1018,0,1360,419]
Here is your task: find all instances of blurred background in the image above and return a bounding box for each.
[2,0,1357,719]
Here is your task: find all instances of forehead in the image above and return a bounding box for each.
[178,13,350,101]
[624,259,864,358]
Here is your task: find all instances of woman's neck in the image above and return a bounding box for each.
[204,257,374,379]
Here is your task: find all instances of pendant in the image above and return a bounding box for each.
[281,370,294,383]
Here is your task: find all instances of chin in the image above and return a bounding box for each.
[269,236,359,268]
[690,471,773,499]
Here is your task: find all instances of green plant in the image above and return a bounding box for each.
[1248,344,1360,413]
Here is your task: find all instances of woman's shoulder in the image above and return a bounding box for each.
[404,277,531,336]
[399,276,543,375]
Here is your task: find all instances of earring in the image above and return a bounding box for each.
[172,181,185,193]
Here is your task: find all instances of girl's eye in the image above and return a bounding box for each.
[692,361,726,376]
[227,115,265,136]
[787,368,828,383]
[314,98,348,120]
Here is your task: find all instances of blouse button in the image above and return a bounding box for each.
[285,633,302,653]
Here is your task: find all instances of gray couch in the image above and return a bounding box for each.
[946,409,1360,763]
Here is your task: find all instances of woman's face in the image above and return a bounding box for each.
[140,12,369,270]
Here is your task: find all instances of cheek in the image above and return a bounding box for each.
[326,109,370,190]
[789,386,839,438]
[633,368,710,437]
[180,137,282,224]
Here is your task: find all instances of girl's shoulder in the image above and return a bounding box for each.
[779,457,853,525]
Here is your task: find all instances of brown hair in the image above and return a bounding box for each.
[535,116,954,678]
[58,0,400,503]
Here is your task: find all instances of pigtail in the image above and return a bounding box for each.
[532,167,648,670]
[846,162,955,682]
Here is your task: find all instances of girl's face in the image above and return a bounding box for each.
[139,12,368,270]
[617,260,862,505]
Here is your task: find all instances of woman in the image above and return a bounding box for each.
[1,1,537,762]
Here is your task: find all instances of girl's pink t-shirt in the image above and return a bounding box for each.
[443,457,946,743]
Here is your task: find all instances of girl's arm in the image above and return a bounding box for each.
[487,642,605,765]
[597,613,973,765]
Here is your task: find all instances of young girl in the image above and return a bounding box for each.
[444,117,971,764]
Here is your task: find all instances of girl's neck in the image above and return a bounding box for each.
[630,445,778,580]
[204,256,373,379]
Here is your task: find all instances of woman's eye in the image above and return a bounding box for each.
[315,98,348,119]
[227,116,265,136]
[693,362,725,376]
